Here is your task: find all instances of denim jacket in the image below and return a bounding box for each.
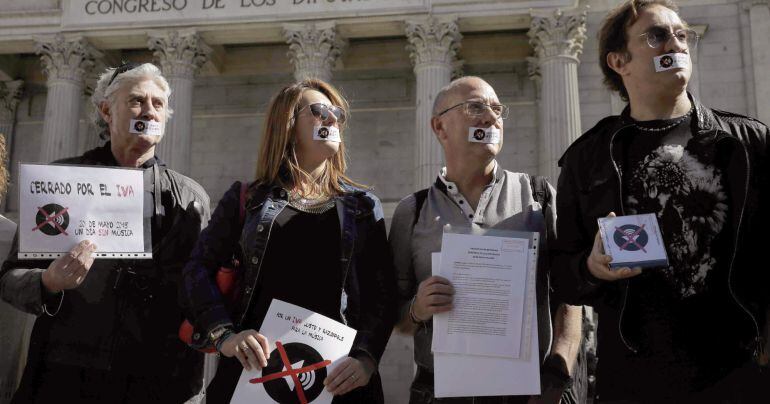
[182,181,397,364]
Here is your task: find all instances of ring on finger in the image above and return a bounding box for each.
[240,341,250,352]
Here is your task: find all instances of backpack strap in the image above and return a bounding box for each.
[529,175,551,213]
[412,188,429,227]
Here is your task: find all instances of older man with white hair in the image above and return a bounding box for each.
[0,62,210,403]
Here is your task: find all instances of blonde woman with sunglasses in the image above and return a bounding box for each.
[181,79,396,403]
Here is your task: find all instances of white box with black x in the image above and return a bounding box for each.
[597,213,669,270]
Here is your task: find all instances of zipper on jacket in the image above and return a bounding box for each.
[717,133,762,361]
[339,253,354,326]
[608,124,638,354]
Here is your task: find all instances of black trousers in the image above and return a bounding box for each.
[11,361,199,404]
[596,362,770,404]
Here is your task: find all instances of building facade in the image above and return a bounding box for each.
[0,0,768,402]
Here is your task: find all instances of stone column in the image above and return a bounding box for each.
[406,17,461,190]
[746,0,770,124]
[284,22,346,83]
[148,29,210,175]
[0,80,22,212]
[36,35,101,163]
[0,80,22,156]
[528,9,587,182]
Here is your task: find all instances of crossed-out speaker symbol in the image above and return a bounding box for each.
[249,341,332,404]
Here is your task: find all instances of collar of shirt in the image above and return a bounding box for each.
[93,141,163,169]
[436,161,501,223]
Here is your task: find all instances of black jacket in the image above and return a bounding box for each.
[552,98,769,360]
[0,143,210,398]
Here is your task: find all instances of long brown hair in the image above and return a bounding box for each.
[255,79,364,196]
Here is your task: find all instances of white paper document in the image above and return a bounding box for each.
[432,231,537,360]
[431,252,541,398]
[230,299,357,404]
[434,305,541,397]
[18,163,148,259]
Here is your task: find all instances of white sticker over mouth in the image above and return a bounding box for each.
[653,53,689,72]
[313,125,341,142]
[468,126,501,144]
[128,119,163,136]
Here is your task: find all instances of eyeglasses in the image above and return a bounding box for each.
[107,62,142,86]
[296,103,347,125]
[436,101,510,120]
[639,27,698,50]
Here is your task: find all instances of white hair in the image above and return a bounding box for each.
[90,63,173,140]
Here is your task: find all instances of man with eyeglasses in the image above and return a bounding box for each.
[552,0,770,402]
[390,76,585,403]
[0,63,210,403]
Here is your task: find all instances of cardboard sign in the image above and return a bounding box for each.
[230,300,356,404]
[18,163,149,259]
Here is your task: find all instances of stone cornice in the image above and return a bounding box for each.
[283,22,346,82]
[0,1,586,53]
[35,34,102,85]
[405,17,462,68]
[742,0,770,11]
[147,30,211,79]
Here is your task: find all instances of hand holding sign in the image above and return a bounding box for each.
[412,275,455,321]
[324,356,375,396]
[586,212,642,281]
[230,300,357,404]
[41,240,97,293]
[220,329,271,371]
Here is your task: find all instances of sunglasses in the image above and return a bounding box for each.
[296,103,347,125]
[107,62,142,86]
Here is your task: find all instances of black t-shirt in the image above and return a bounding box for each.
[245,205,342,331]
[609,112,747,398]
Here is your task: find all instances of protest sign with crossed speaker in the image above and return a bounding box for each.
[18,163,149,259]
[598,213,669,269]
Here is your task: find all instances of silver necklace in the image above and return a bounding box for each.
[288,192,335,214]
[633,107,693,132]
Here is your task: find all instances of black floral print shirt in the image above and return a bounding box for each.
[613,113,745,396]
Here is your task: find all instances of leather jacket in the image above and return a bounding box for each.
[0,142,210,384]
[552,96,769,361]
